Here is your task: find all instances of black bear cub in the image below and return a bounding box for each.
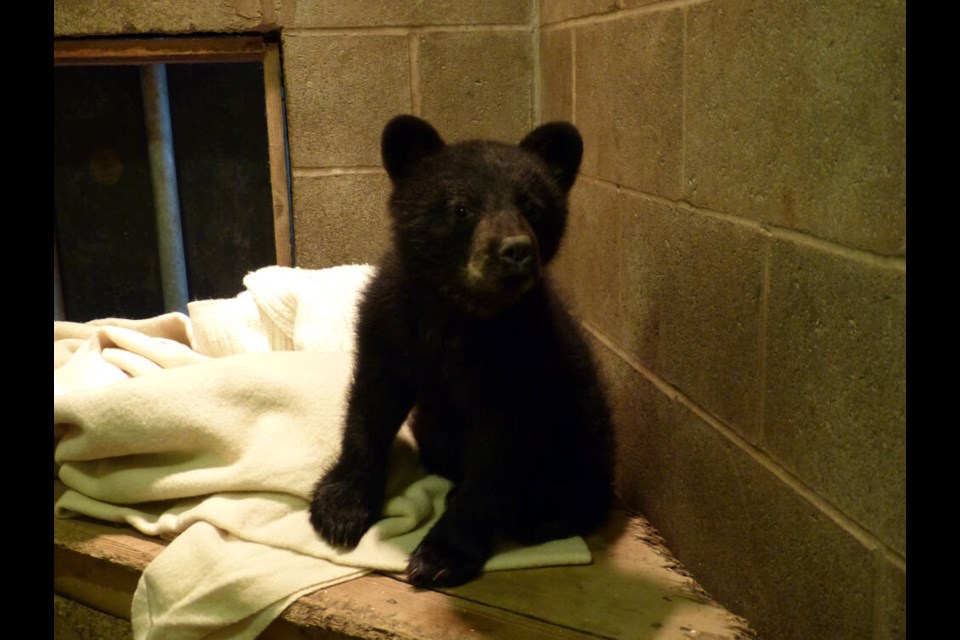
[310,115,616,588]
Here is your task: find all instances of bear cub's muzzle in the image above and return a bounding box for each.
[466,209,542,301]
[498,234,536,273]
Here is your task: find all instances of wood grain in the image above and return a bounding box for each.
[263,42,293,268]
[54,36,267,67]
[54,481,751,639]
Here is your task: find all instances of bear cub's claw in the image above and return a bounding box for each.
[309,478,380,549]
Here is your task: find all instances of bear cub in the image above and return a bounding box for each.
[310,115,616,588]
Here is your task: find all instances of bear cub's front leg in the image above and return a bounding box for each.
[309,459,383,549]
[310,352,413,549]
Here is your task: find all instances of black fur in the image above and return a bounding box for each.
[310,115,615,588]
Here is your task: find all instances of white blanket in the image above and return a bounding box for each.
[53,265,591,640]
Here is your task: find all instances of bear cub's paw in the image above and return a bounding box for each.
[310,477,381,549]
[407,533,488,589]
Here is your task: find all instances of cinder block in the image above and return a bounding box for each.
[685,0,906,255]
[551,180,621,337]
[282,33,411,167]
[417,30,534,144]
[539,27,574,123]
[540,0,618,25]
[285,0,530,28]
[593,342,880,640]
[54,0,264,36]
[619,191,765,441]
[575,11,684,198]
[764,239,906,556]
[292,172,392,268]
[876,555,906,640]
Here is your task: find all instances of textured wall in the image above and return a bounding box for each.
[543,1,906,639]
[54,1,906,637]
[279,2,535,268]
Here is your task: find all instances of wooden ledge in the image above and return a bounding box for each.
[53,36,269,66]
[54,482,753,639]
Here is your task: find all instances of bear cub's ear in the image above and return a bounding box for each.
[382,115,446,184]
[519,122,583,194]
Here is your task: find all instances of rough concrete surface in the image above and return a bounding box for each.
[292,172,392,269]
[417,30,535,144]
[764,238,906,556]
[282,33,411,167]
[684,0,906,255]
[594,342,882,640]
[539,27,574,123]
[54,0,265,36]
[575,10,684,199]
[286,0,531,28]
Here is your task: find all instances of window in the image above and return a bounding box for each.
[54,36,292,321]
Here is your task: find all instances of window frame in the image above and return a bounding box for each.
[53,34,293,269]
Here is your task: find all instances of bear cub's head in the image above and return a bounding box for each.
[381,115,583,317]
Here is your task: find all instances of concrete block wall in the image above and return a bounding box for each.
[542,1,906,639]
[278,1,536,268]
[55,1,906,637]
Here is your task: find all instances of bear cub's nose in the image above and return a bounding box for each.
[498,235,536,271]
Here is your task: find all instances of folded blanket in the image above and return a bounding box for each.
[53,264,592,640]
[187,264,373,356]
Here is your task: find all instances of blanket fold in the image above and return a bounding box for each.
[53,264,591,640]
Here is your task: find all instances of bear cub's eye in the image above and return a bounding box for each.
[453,205,471,219]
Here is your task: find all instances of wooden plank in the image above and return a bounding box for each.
[279,573,603,640]
[54,516,166,619]
[448,512,753,640]
[54,232,65,321]
[54,36,267,67]
[54,481,750,639]
[55,542,143,620]
[263,42,293,267]
[53,513,603,640]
